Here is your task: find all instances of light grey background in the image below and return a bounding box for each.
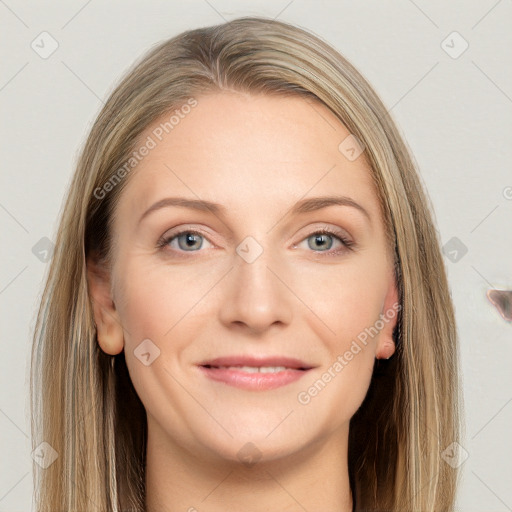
[1,1,511,510]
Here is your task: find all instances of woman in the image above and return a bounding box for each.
[30,16,463,511]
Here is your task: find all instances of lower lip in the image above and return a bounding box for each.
[198,366,310,391]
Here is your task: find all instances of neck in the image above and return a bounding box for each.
[144,418,353,512]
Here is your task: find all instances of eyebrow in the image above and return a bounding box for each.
[138,195,371,224]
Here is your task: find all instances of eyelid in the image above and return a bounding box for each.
[292,225,355,254]
[295,223,352,243]
[157,226,216,249]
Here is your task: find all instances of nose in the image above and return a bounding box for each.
[218,245,293,335]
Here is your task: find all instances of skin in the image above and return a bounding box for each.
[87,91,398,512]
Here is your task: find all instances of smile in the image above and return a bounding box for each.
[198,364,313,391]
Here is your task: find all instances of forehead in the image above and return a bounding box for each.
[114,91,381,224]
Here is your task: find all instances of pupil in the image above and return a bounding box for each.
[312,234,331,250]
[181,233,201,250]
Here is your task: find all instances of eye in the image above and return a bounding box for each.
[295,227,354,256]
[157,226,354,257]
[157,229,214,253]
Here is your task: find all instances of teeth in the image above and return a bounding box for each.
[216,365,289,373]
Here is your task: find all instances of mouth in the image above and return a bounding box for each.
[201,364,307,372]
[197,355,316,391]
[199,355,314,370]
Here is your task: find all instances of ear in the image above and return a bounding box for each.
[86,256,124,355]
[375,267,400,360]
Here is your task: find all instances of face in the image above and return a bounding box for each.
[89,91,398,466]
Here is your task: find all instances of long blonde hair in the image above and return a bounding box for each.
[30,16,463,511]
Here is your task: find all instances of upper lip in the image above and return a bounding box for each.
[198,355,315,370]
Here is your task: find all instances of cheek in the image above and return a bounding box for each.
[113,263,205,424]
[114,256,200,339]
[117,276,171,344]
[294,265,382,421]
[289,257,387,415]
[290,254,389,347]
[113,258,221,376]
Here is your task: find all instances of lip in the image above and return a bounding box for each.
[197,355,316,391]
[199,355,314,370]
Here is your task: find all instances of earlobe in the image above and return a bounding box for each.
[87,258,124,356]
[376,337,396,360]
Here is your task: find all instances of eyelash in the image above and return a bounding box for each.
[157,227,355,258]
[297,227,355,256]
